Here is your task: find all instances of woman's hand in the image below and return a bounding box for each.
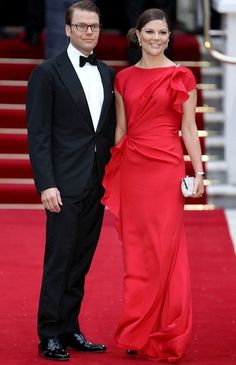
[191,175,205,198]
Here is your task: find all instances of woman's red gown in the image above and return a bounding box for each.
[102,65,196,362]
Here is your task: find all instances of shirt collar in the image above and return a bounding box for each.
[67,43,94,67]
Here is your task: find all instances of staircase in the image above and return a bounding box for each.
[0,31,227,209]
[198,35,236,208]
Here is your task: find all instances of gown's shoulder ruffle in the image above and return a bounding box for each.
[170,66,196,113]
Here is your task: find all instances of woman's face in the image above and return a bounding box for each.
[136,19,170,57]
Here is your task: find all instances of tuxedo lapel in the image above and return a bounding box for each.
[96,61,114,133]
[54,51,94,131]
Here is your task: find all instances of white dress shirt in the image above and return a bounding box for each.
[67,43,104,131]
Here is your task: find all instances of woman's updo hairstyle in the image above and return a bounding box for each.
[127,8,170,49]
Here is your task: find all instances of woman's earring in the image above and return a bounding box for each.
[138,39,142,47]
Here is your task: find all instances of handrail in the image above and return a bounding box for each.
[203,0,236,64]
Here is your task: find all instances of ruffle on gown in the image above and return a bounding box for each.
[170,66,195,113]
[101,135,127,238]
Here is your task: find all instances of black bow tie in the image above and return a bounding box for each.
[79,54,97,67]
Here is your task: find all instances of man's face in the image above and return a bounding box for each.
[65,9,100,55]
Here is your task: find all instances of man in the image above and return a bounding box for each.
[23,0,45,46]
[45,0,76,58]
[26,1,115,361]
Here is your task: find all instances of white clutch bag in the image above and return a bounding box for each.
[181,176,195,197]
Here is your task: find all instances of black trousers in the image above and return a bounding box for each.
[37,164,104,339]
[25,0,45,35]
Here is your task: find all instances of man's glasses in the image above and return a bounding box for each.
[70,23,101,33]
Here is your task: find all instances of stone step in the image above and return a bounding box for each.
[206,160,227,185]
[203,89,224,99]
[204,111,224,135]
[206,135,224,148]
[206,136,225,160]
[201,66,223,87]
[207,160,227,172]
[201,66,223,76]
[203,89,224,110]
[207,184,236,209]
[208,184,236,196]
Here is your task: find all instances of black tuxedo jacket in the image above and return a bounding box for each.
[26,50,116,196]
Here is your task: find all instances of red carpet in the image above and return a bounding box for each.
[0,209,235,364]
[0,109,26,129]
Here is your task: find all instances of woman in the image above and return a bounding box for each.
[102,8,204,363]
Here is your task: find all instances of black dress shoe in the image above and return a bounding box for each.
[127,349,138,355]
[62,332,106,352]
[39,337,70,361]
[23,32,40,46]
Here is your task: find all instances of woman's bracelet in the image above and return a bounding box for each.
[195,171,205,177]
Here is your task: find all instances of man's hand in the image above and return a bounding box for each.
[41,188,63,213]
